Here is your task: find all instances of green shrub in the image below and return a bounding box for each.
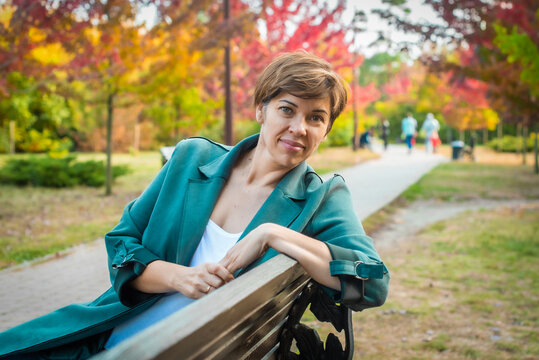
[326,115,353,147]
[487,135,536,152]
[0,155,130,188]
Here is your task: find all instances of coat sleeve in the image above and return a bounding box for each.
[307,175,389,311]
[105,149,174,307]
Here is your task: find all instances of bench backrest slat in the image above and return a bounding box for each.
[92,254,308,360]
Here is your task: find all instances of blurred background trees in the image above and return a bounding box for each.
[0,0,536,167]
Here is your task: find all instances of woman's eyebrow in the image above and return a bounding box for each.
[313,109,328,114]
[278,99,298,108]
[279,100,328,115]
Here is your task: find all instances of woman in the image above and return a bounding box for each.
[421,113,440,154]
[0,52,389,359]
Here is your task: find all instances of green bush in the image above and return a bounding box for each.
[325,115,353,147]
[487,135,536,152]
[0,155,131,188]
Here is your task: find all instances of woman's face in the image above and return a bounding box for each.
[256,92,330,170]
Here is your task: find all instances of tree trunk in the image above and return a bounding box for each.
[351,66,359,151]
[497,118,502,151]
[224,0,233,145]
[174,103,181,141]
[105,93,114,196]
[483,129,488,145]
[534,122,538,174]
[134,123,140,152]
[9,120,15,154]
[459,130,464,141]
[522,124,527,165]
[133,112,142,152]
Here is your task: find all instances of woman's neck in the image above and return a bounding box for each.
[237,146,290,188]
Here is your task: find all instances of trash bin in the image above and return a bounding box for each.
[451,140,464,160]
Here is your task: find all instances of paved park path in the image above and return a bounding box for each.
[0,144,447,331]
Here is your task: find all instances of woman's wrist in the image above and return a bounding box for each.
[261,223,290,253]
[259,223,281,250]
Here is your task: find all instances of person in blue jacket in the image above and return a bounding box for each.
[0,51,389,359]
[401,113,417,154]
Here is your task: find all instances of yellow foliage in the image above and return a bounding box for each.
[0,4,15,28]
[340,67,353,83]
[83,27,101,46]
[53,69,68,80]
[449,107,499,131]
[28,27,47,43]
[30,43,74,65]
[48,149,69,159]
[483,108,500,130]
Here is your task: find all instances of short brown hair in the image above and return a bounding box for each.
[254,51,348,132]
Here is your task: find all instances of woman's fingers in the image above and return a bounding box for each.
[206,262,234,283]
[176,262,235,299]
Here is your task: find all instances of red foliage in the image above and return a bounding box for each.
[0,0,91,92]
[231,0,358,120]
[355,83,380,109]
[383,74,411,98]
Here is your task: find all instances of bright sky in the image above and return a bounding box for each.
[337,0,443,58]
[136,0,442,59]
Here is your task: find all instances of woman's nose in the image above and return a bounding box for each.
[289,116,307,136]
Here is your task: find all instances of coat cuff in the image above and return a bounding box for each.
[329,260,385,279]
[324,242,389,310]
[112,247,161,307]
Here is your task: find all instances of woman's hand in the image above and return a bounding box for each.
[130,260,233,299]
[172,262,234,299]
[219,224,270,274]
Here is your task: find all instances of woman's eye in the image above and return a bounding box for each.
[311,115,324,122]
[279,106,293,114]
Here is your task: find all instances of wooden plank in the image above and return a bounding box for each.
[93,254,307,360]
[201,274,310,360]
[260,344,279,360]
[181,275,307,359]
[242,318,287,360]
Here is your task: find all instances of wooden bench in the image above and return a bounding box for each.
[92,254,353,360]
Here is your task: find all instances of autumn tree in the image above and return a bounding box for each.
[0,0,88,153]
[373,0,538,168]
[228,0,360,142]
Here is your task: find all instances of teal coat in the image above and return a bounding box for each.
[0,134,389,359]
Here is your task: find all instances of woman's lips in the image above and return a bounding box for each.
[280,139,305,151]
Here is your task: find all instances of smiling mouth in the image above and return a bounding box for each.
[280,139,305,151]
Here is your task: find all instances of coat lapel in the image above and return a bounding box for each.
[176,177,225,265]
[176,134,259,265]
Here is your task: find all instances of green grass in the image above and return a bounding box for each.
[0,151,161,268]
[347,205,539,359]
[401,162,539,201]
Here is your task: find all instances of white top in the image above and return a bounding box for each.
[105,219,242,349]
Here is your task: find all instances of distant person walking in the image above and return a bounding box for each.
[421,113,440,154]
[380,119,390,150]
[359,128,374,151]
[401,113,417,154]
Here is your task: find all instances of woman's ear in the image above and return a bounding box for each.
[256,104,264,124]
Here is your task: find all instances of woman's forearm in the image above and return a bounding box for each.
[130,260,179,293]
[263,224,341,291]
